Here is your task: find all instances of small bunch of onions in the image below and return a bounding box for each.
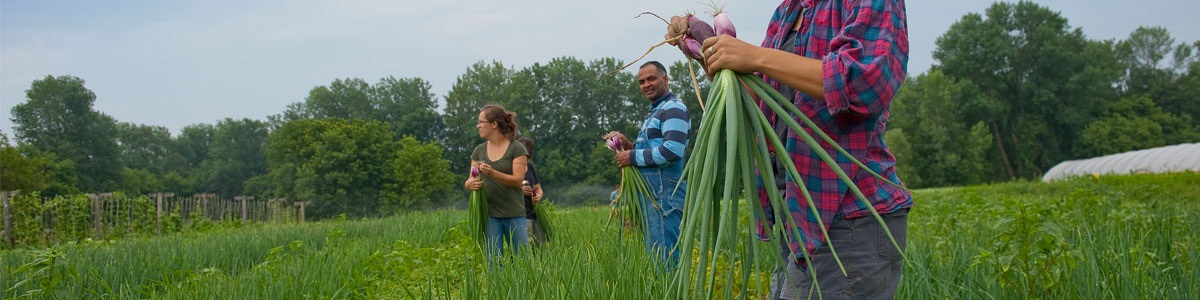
[468,165,488,245]
[533,198,555,240]
[525,180,555,240]
[669,7,735,65]
[606,135,661,238]
[666,8,906,298]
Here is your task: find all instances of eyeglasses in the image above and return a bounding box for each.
[477,120,493,125]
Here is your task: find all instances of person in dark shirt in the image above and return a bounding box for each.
[517,137,547,245]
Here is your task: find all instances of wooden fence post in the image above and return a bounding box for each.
[3,191,13,248]
[155,193,162,235]
[294,201,310,223]
[114,194,120,230]
[269,198,284,224]
[88,193,100,239]
[87,193,112,239]
[194,193,214,218]
[235,196,253,226]
[149,192,174,235]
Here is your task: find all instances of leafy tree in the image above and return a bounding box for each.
[0,133,51,192]
[442,61,535,173]
[196,118,268,197]
[301,78,374,120]
[521,57,643,185]
[882,128,921,187]
[1078,115,1164,157]
[173,124,215,171]
[1077,96,1198,156]
[116,122,174,174]
[10,75,123,191]
[159,172,196,196]
[581,142,622,185]
[149,123,216,194]
[117,167,163,195]
[933,1,1121,178]
[267,118,401,217]
[240,174,275,203]
[370,77,445,142]
[887,71,994,187]
[1116,27,1200,120]
[381,136,456,210]
[275,77,446,142]
[1174,52,1200,119]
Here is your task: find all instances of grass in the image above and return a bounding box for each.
[899,172,1199,299]
[2,172,1197,299]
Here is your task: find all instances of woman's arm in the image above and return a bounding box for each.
[700,0,908,120]
[481,156,528,188]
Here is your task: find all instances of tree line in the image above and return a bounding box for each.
[3,2,1197,218]
[0,56,703,218]
[884,2,1199,188]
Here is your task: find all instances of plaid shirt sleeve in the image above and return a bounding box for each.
[821,0,909,121]
[755,0,912,262]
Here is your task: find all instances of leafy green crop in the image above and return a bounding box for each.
[2,173,1196,299]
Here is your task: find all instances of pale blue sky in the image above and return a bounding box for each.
[3,0,1198,136]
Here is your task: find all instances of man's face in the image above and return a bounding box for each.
[637,65,669,101]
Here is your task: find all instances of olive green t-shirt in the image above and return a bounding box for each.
[470,140,529,218]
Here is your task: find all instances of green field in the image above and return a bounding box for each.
[3,172,1198,299]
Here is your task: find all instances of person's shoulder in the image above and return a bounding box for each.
[663,94,688,110]
[509,140,529,156]
[659,98,689,118]
[471,143,486,156]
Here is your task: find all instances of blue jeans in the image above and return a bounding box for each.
[641,168,686,271]
[486,216,528,264]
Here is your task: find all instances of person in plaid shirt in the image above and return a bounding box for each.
[680,0,913,298]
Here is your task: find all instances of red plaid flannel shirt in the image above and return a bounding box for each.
[756,0,913,261]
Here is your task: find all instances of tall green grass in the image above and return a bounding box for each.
[3,172,1197,299]
[1,211,462,299]
[899,172,1199,299]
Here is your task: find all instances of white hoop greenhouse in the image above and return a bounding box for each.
[1042,143,1200,182]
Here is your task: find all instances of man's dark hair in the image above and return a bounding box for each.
[640,61,668,76]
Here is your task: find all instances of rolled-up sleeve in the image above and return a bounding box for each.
[822,0,908,120]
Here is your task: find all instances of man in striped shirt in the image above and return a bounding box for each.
[610,61,691,270]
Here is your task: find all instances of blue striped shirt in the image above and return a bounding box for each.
[633,92,690,169]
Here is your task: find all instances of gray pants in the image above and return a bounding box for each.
[526,219,547,245]
[769,208,908,300]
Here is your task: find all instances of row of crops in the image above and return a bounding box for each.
[2,172,1197,299]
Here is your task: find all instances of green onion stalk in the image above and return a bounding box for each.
[468,165,488,246]
[525,179,555,240]
[667,68,908,299]
[532,196,554,240]
[606,136,662,240]
[611,10,907,297]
